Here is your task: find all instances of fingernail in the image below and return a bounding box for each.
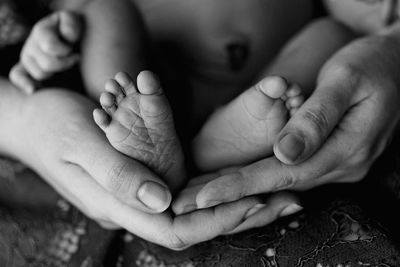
[245,204,267,219]
[137,181,171,212]
[279,203,303,217]
[277,133,305,163]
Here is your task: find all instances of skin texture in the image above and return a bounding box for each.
[172,23,400,219]
[0,80,300,249]
[5,0,400,249]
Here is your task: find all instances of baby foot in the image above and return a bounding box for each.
[193,76,304,171]
[93,71,185,191]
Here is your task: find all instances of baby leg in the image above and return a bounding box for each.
[93,71,185,192]
[193,76,304,171]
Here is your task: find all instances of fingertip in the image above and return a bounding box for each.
[137,181,172,213]
[195,185,222,209]
[274,133,306,165]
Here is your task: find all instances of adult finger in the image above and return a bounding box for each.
[84,147,172,214]
[273,66,355,165]
[192,96,385,209]
[225,192,302,235]
[51,154,299,250]
[113,194,264,250]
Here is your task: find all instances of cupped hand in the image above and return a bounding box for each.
[173,24,400,212]
[16,88,299,249]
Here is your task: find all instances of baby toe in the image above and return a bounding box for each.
[259,76,288,99]
[100,92,117,114]
[93,108,110,130]
[285,84,302,98]
[105,79,125,104]
[137,71,163,96]
[286,95,304,110]
[115,72,137,94]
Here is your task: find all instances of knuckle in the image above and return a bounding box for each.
[275,163,298,190]
[346,144,372,167]
[302,105,330,140]
[105,162,130,193]
[321,62,362,85]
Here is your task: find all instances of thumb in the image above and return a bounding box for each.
[58,11,82,44]
[274,67,354,164]
[66,118,172,213]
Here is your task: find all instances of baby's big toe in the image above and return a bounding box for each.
[258,76,288,99]
[137,71,163,95]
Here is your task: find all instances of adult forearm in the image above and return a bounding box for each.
[0,77,29,159]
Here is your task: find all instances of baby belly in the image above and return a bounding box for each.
[136,0,313,86]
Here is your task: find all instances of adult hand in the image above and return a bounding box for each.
[173,24,400,211]
[14,88,299,249]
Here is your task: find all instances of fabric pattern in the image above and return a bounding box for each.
[1,0,400,266]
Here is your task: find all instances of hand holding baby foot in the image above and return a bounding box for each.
[193,76,304,171]
[174,76,304,214]
[93,71,186,192]
[9,11,82,94]
[174,29,400,217]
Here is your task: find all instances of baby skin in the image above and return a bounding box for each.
[93,71,304,196]
[193,76,304,171]
[93,71,186,192]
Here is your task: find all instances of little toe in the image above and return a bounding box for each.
[286,95,305,110]
[258,76,288,99]
[93,108,110,131]
[105,79,125,104]
[285,84,302,98]
[100,92,116,114]
[115,72,137,95]
[137,71,163,95]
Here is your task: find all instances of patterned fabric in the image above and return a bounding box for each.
[2,155,400,266]
[1,0,400,266]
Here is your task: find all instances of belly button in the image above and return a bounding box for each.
[226,42,249,72]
